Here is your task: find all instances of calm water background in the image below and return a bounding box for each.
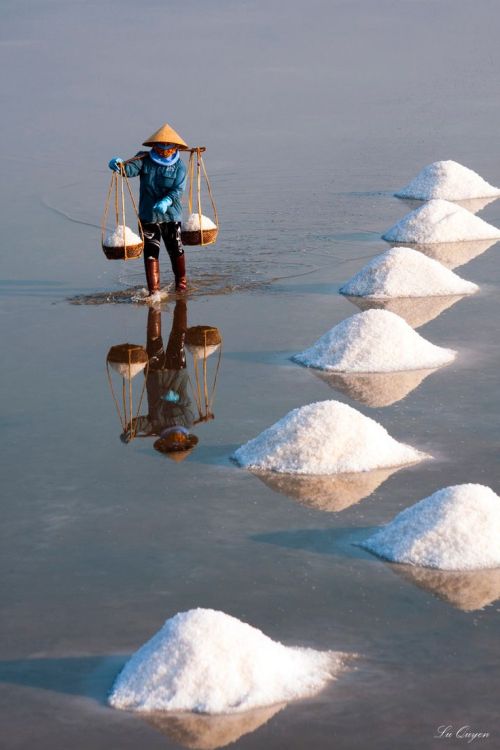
[1,1,500,748]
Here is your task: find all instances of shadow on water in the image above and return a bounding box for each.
[251,527,374,560]
[0,654,127,704]
[0,656,286,748]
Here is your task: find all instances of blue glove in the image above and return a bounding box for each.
[153,196,173,218]
[108,157,123,172]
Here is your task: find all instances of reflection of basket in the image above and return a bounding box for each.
[102,242,144,261]
[107,343,148,371]
[181,227,218,246]
[185,325,222,348]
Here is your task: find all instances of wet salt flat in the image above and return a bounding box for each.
[2,1,500,748]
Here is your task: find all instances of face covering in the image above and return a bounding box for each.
[150,146,180,166]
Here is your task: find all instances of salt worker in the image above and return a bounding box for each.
[108,123,189,294]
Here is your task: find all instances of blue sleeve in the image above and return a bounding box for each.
[123,152,147,178]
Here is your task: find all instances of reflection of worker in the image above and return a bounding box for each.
[131,302,196,446]
[108,123,188,295]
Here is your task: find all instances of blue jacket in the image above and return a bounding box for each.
[123,152,187,223]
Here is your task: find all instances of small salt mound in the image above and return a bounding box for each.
[339,247,478,298]
[104,225,142,247]
[182,213,217,231]
[109,608,342,714]
[382,199,500,244]
[395,160,500,201]
[360,484,500,570]
[293,309,455,373]
[232,400,428,475]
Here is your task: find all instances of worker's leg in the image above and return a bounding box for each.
[161,222,187,292]
[142,222,162,294]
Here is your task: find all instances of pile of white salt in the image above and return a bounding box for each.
[182,213,217,232]
[104,225,142,247]
[292,309,456,373]
[360,484,500,570]
[339,247,478,299]
[232,400,428,474]
[109,608,342,714]
[382,199,500,244]
[395,160,500,201]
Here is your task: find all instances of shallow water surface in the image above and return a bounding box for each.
[2,1,500,748]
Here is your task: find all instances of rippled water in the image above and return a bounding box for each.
[2,1,500,748]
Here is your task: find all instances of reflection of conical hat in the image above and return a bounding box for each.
[390,563,500,612]
[254,467,398,512]
[143,123,189,149]
[143,703,285,749]
[345,294,464,329]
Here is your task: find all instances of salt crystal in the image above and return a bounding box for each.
[232,400,428,475]
[340,247,478,298]
[109,608,342,714]
[292,309,456,373]
[382,199,500,244]
[182,213,217,231]
[104,225,142,247]
[360,484,500,570]
[395,160,500,201]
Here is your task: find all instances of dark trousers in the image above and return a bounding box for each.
[142,221,184,276]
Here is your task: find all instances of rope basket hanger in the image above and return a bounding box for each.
[101,166,144,260]
[182,147,219,246]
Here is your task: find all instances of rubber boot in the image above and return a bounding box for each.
[173,253,187,292]
[144,257,160,294]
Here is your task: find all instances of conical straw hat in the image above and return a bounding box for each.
[143,123,189,150]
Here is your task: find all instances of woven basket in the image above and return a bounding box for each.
[102,242,144,261]
[181,228,218,246]
[185,326,222,348]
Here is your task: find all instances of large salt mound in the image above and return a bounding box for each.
[395,160,500,201]
[232,400,428,475]
[109,608,342,714]
[339,247,478,298]
[382,199,500,244]
[360,484,500,570]
[292,309,456,373]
